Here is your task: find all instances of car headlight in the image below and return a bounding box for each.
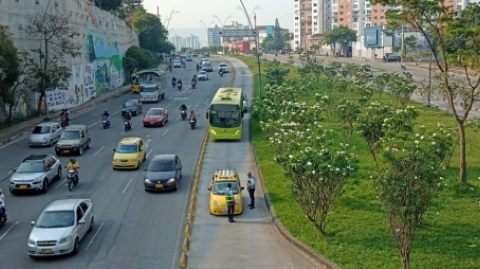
[167,178,176,183]
[32,177,42,184]
[59,236,73,244]
[73,143,80,147]
[236,199,241,205]
[27,238,35,245]
[113,159,119,162]
[211,130,217,135]
[212,200,219,206]
[145,179,151,184]
[130,159,136,162]
[43,137,48,141]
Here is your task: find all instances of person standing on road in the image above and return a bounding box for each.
[247,172,256,209]
[225,183,236,223]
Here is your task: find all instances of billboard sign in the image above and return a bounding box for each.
[220,29,256,37]
[364,26,383,48]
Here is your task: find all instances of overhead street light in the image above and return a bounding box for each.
[213,14,232,55]
[166,9,180,30]
[200,20,215,47]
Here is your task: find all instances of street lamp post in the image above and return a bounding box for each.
[166,9,179,31]
[239,0,262,100]
[213,14,232,55]
[200,20,215,48]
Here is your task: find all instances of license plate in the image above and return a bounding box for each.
[40,249,53,254]
[63,150,70,153]
[34,141,40,144]
[121,163,127,166]
[150,122,154,124]
[222,208,228,213]
[19,185,27,189]
[155,184,163,189]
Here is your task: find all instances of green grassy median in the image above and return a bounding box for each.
[236,55,480,269]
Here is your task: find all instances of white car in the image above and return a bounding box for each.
[197,71,208,80]
[218,62,229,73]
[27,198,94,256]
[28,122,62,147]
[173,60,182,68]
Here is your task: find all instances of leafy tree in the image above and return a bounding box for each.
[131,8,170,53]
[0,25,22,122]
[392,35,424,57]
[116,0,144,19]
[273,18,285,50]
[262,34,274,50]
[125,46,158,70]
[264,59,289,85]
[323,26,357,55]
[24,11,81,118]
[371,0,480,184]
[95,0,122,11]
[373,109,453,269]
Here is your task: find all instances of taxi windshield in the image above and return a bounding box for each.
[213,181,239,195]
[115,144,138,153]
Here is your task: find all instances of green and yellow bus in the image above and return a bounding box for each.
[206,88,245,140]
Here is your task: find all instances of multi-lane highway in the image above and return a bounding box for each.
[0,57,229,269]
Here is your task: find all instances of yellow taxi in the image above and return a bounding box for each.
[208,169,244,215]
[112,137,147,169]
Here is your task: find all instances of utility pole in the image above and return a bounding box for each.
[254,13,262,100]
[427,50,433,106]
[401,22,405,62]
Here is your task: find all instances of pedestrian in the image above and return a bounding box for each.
[247,172,256,209]
[225,183,236,223]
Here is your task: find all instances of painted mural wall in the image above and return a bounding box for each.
[0,0,139,119]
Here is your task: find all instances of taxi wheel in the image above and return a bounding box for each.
[136,161,141,170]
[72,238,80,255]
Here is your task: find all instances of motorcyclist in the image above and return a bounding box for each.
[60,109,69,126]
[219,68,224,76]
[124,110,133,126]
[179,103,187,111]
[66,158,80,182]
[196,64,200,71]
[168,65,172,72]
[188,109,197,123]
[102,109,110,124]
[192,75,197,83]
[401,61,406,70]
[177,79,183,87]
[0,199,5,223]
[171,76,177,86]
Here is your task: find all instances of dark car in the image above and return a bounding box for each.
[122,99,143,116]
[386,55,401,62]
[144,154,182,192]
[203,63,213,72]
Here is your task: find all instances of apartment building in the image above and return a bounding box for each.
[294,0,332,52]
[169,34,201,50]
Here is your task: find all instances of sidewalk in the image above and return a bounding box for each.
[0,63,168,147]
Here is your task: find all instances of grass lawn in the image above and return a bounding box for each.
[236,55,480,269]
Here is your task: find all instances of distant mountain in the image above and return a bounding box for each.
[168,28,208,47]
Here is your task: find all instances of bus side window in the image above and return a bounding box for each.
[241,112,244,118]
[206,109,209,119]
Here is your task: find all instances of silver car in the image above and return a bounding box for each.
[27,198,94,257]
[28,122,62,147]
[173,60,182,68]
[9,154,62,194]
[218,63,229,73]
[197,71,208,81]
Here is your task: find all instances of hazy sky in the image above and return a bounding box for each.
[142,0,293,31]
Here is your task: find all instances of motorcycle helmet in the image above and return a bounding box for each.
[104,109,108,113]
[70,158,76,163]
[190,110,194,113]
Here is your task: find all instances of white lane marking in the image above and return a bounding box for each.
[198,108,202,113]
[176,116,181,120]
[145,138,151,149]
[0,221,19,241]
[99,175,107,181]
[121,178,134,194]
[84,220,105,251]
[163,129,170,136]
[92,113,96,117]
[89,121,99,127]
[113,111,119,115]
[135,125,142,130]
[146,149,153,158]
[165,104,171,108]
[54,179,67,190]
[94,146,105,156]
[205,98,209,104]
[7,170,12,175]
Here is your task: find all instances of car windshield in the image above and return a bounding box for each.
[148,160,175,171]
[35,210,75,228]
[209,110,241,128]
[199,72,206,75]
[125,101,136,107]
[220,64,226,67]
[142,87,157,92]
[16,161,44,173]
[60,131,80,140]
[116,144,138,153]
[174,60,180,64]
[32,125,51,134]
[147,109,162,115]
[213,181,240,195]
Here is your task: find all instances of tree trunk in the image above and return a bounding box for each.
[7,103,13,123]
[37,91,44,115]
[457,120,467,184]
[43,36,50,120]
[401,253,410,269]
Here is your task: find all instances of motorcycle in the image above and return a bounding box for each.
[66,169,78,191]
[189,118,196,129]
[177,82,182,91]
[196,65,200,72]
[191,80,196,89]
[102,115,110,129]
[169,66,172,72]
[60,115,69,128]
[172,81,177,88]
[124,119,132,132]
[180,109,187,121]
[219,70,224,77]
[401,63,406,70]
[0,209,7,226]
[182,63,186,69]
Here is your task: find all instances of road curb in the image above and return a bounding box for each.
[0,63,168,148]
[243,57,342,269]
[178,57,235,268]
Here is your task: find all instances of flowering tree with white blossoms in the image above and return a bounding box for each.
[373,108,453,269]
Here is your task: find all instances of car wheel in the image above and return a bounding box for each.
[42,179,49,193]
[136,161,141,170]
[86,139,91,149]
[72,238,80,255]
[49,139,53,146]
[88,217,94,232]
[79,146,83,156]
[57,167,62,180]
[166,116,169,123]
[143,152,146,162]
[174,180,178,191]
[133,111,137,116]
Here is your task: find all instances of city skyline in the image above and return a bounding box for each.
[169,34,201,50]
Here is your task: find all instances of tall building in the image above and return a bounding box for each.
[293,0,312,52]
[207,25,221,47]
[169,35,201,50]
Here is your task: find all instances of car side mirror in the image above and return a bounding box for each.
[113,149,116,152]
[241,186,245,190]
[78,219,86,225]
[46,167,51,171]
[12,167,17,172]
[143,167,147,171]
[31,221,35,226]
[207,187,211,191]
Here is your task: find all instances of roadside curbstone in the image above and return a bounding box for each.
[184,224,191,238]
[182,237,189,252]
[179,252,188,268]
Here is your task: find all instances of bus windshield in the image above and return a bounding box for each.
[209,110,241,128]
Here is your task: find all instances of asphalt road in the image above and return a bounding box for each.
[0,57,229,269]
[187,57,322,269]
